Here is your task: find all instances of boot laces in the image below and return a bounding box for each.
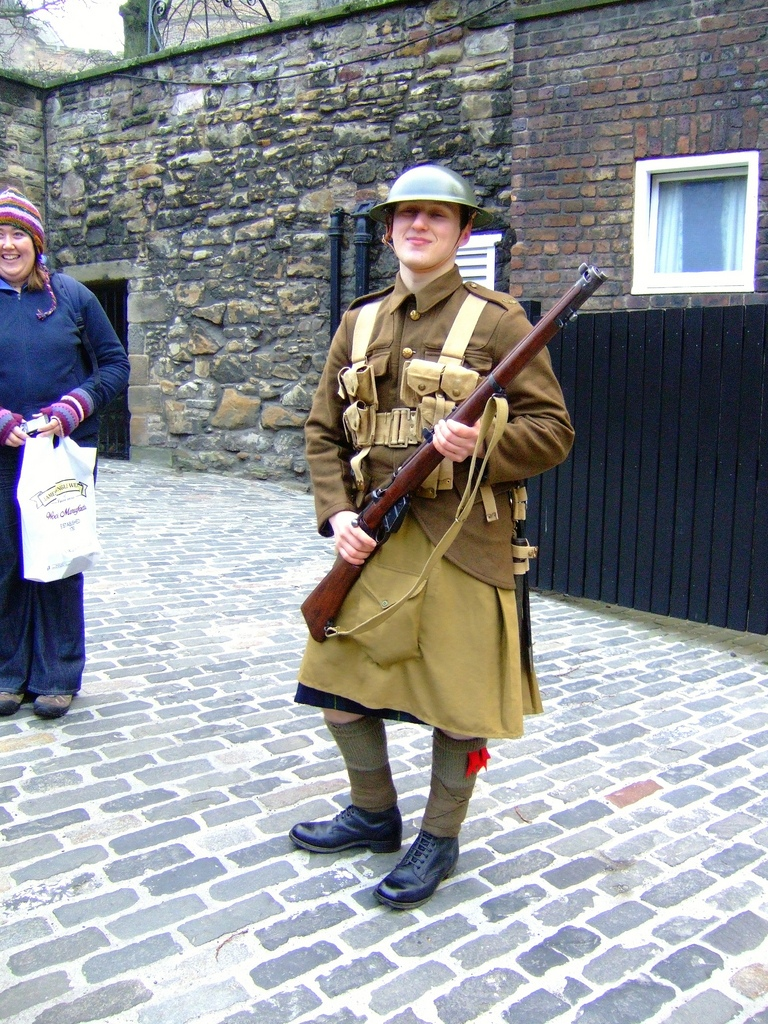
[405,831,435,867]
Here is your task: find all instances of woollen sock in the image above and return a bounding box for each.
[421,728,490,838]
[326,716,397,813]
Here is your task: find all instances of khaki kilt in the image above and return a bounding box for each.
[298,514,543,739]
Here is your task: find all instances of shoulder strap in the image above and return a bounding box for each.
[439,292,487,364]
[350,299,385,364]
[54,273,100,385]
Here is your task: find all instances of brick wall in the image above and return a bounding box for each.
[510,0,768,309]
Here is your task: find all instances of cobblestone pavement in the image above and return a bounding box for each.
[1,459,768,1024]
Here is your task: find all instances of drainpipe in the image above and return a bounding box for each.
[353,201,375,298]
[329,208,345,339]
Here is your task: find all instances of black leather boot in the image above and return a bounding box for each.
[289,804,402,854]
[374,830,459,909]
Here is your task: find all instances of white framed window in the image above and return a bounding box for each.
[456,232,503,288]
[632,152,759,294]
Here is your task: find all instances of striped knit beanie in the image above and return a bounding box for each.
[0,188,45,254]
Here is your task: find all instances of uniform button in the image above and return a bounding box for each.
[409,309,421,321]
[403,347,414,358]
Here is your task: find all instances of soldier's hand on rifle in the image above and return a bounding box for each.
[329,510,378,566]
[433,418,481,462]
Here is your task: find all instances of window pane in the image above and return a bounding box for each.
[655,176,746,273]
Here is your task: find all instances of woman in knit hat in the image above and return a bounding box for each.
[0,186,130,719]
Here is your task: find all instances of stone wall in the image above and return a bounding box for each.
[510,0,768,309]
[0,76,45,204]
[38,0,514,483]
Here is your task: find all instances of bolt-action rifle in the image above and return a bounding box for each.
[301,262,607,643]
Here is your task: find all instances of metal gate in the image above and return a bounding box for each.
[527,304,768,634]
[87,281,130,460]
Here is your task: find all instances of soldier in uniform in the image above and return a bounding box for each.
[290,164,574,909]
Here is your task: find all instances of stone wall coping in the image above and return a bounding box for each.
[0,0,631,91]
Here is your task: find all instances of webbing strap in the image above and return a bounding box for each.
[439,293,487,364]
[350,299,385,364]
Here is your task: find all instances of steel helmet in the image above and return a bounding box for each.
[368,164,494,229]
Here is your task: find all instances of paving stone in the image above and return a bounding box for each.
[481,884,548,923]
[100,788,178,812]
[10,845,109,884]
[541,856,605,890]
[572,976,676,1023]
[249,939,341,989]
[544,925,602,959]
[82,932,183,983]
[8,926,110,976]
[141,855,226,895]
[516,942,569,977]
[650,943,724,990]
[651,916,717,945]
[703,910,768,955]
[254,901,357,951]
[0,970,72,1019]
[501,988,571,1024]
[1,808,89,842]
[660,989,746,1024]
[107,893,206,939]
[641,869,717,908]
[31,979,153,1023]
[209,860,298,901]
[392,914,476,957]
[0,832,62,867]
[587,901,657,939]
[550,800,614,828]
[136,979,255,1024]
[220,985,322,1024]
[16,780,130,816]
[178,891,284,946]
[108,817,201,855]
[702,842,764,877]
[531,890,596,929]
[481,849,556,886]
[104,842,194,882]
[435,967,526,1024]
[583,943,660,984]
[342,911,420,949]
[369,961,457,1015]
[54,888,139,927]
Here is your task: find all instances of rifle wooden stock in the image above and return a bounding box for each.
[301,263,607,642]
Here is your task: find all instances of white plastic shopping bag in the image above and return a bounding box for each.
[16,435,102,582]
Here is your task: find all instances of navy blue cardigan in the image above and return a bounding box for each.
[0,272,130,448]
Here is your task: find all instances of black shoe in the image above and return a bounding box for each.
[0,692,23,717]
[290,804,402,854]
[374,830,459,909]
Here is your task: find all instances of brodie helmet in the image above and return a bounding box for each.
[368,164,494,229]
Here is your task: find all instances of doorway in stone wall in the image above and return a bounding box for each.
[87,281,130,460]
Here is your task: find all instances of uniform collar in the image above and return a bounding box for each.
[389,266,464,314]
[0,276,21,294]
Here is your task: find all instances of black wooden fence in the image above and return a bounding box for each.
[527,303,768,635]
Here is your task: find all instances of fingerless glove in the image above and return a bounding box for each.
[41,388,95,437]
[0,409,22,446]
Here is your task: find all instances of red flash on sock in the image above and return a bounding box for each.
[466,748,491,777]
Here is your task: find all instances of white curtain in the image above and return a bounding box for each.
[655,181,683,272]
[655,176,745,273]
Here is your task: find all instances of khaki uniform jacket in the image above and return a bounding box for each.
[304,267,575,588]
